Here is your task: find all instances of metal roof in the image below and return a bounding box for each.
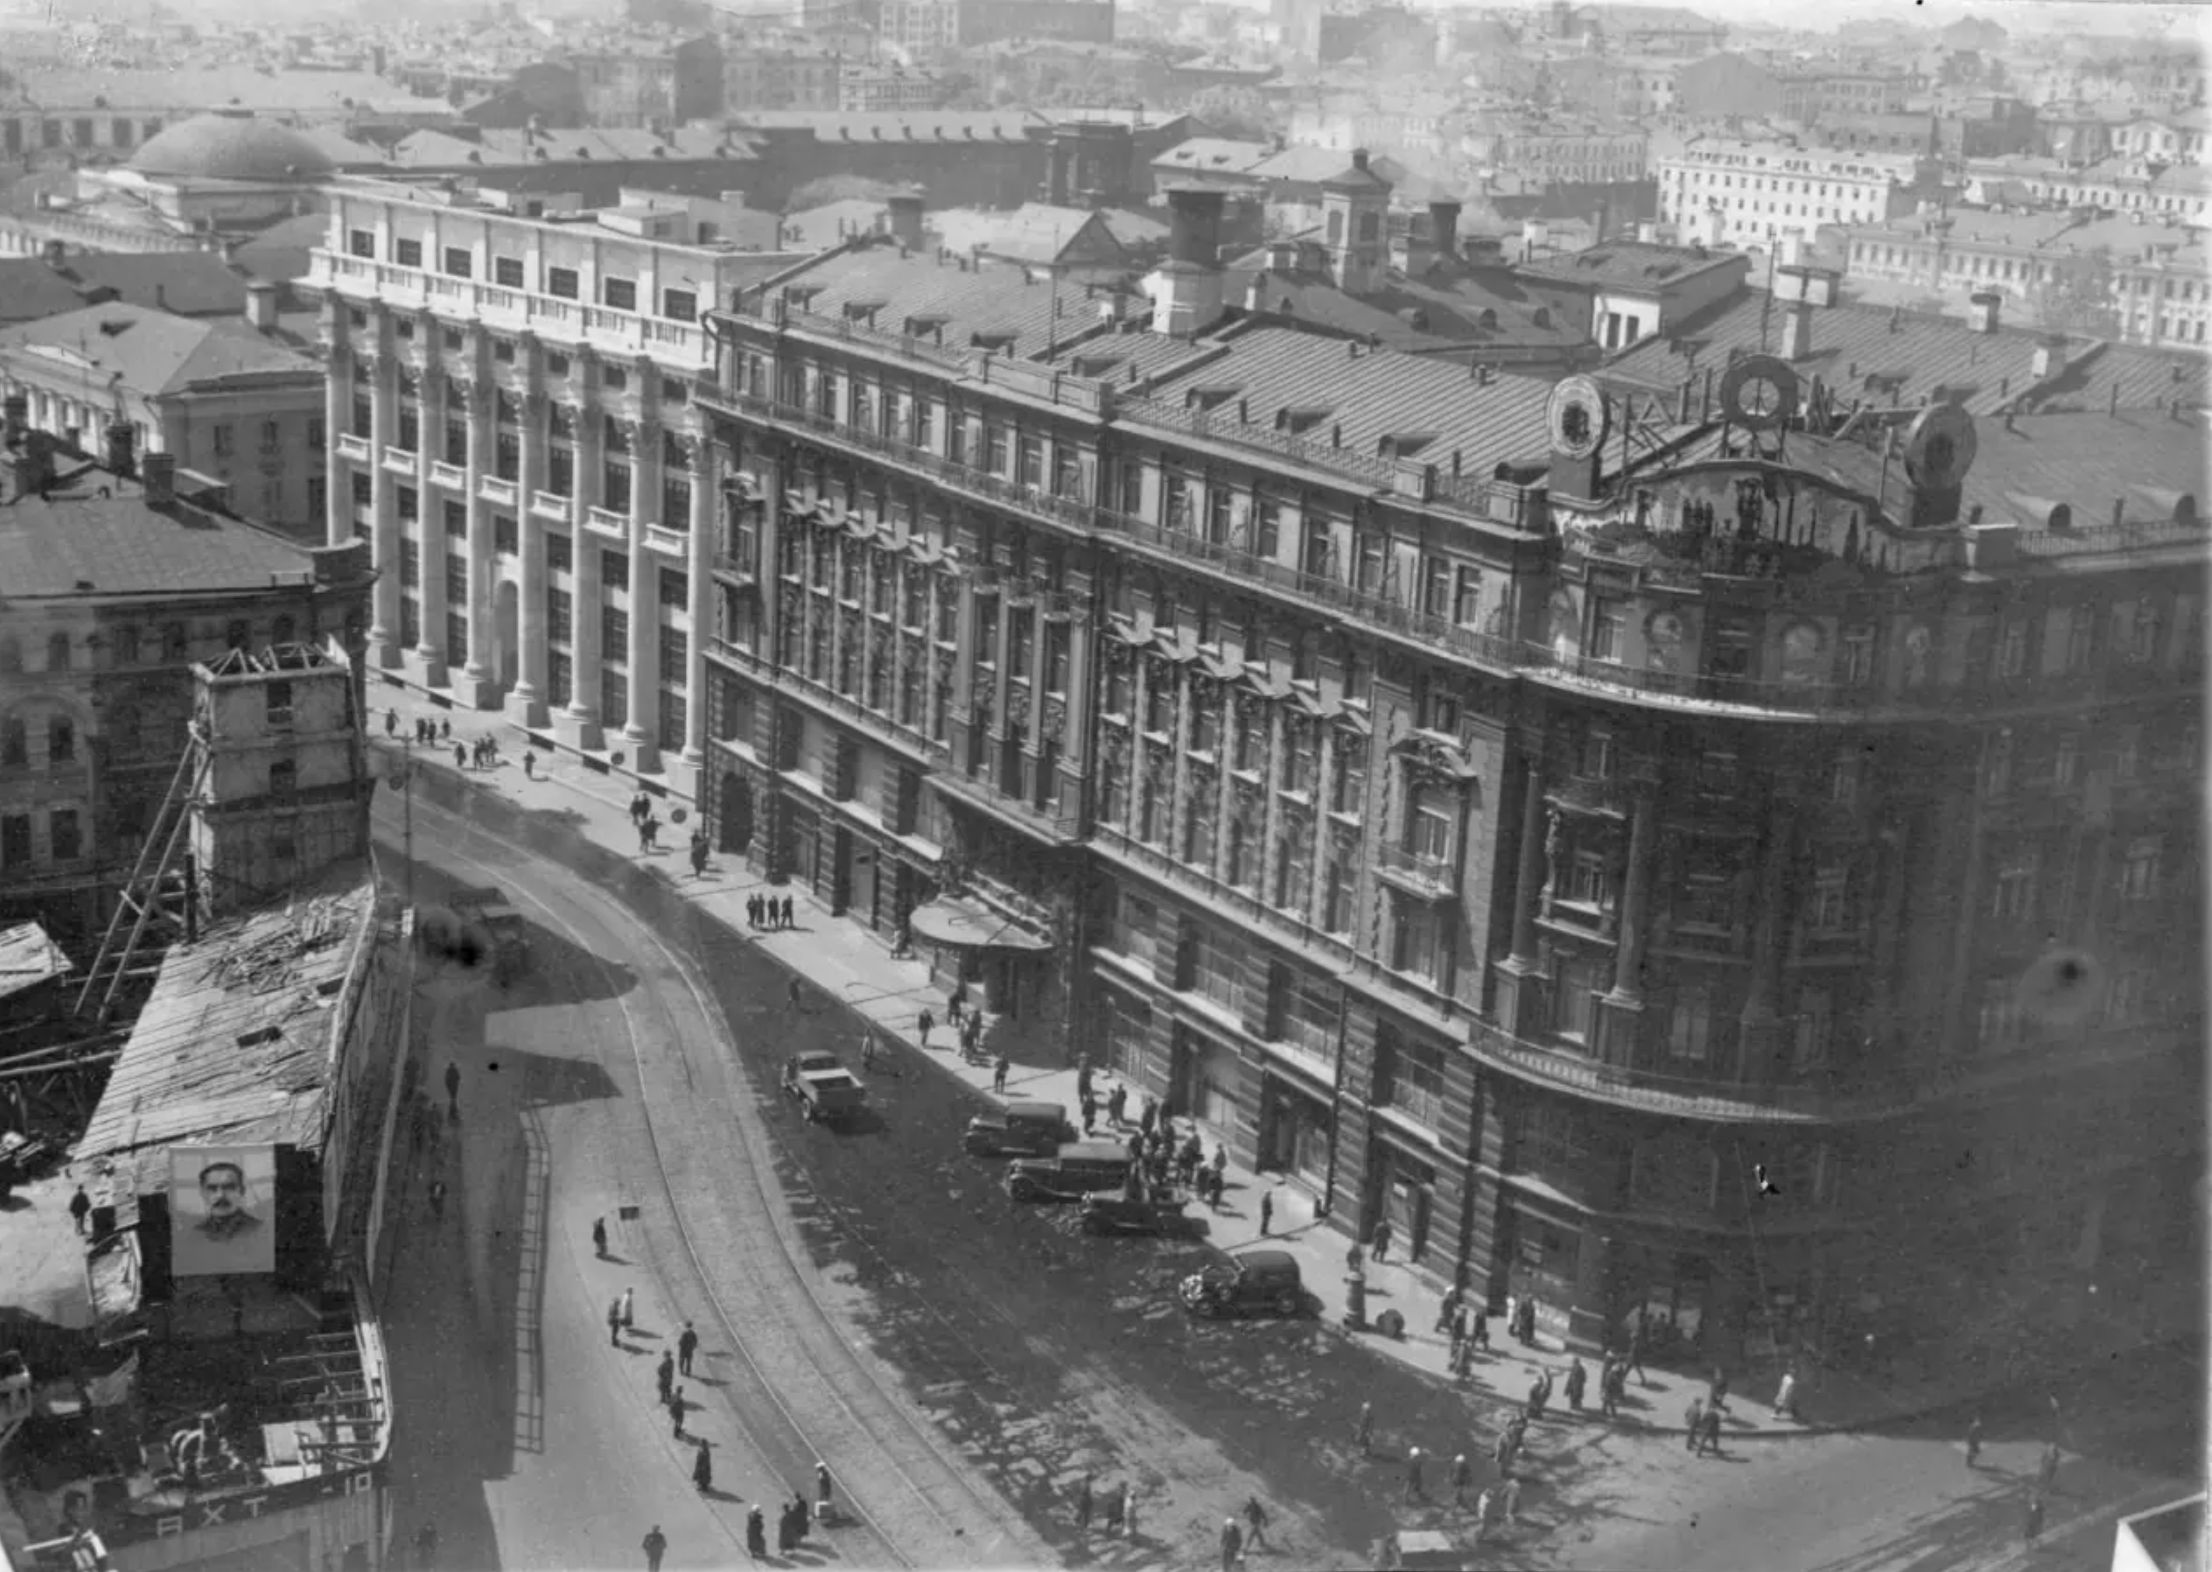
[0,461,326,599]
[0,302,319,398]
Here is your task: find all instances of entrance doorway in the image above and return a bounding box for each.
[850,838,879,929]
[719,773,753,853]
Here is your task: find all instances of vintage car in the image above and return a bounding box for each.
[962,1100,1075,1159]
[1078,1192,1186,1237]
[1179,1248,1305,1319]
[1005,1140,1134,1203]
[781,1050,867,1127]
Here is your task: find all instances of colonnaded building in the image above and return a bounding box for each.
[310,165,2205,1365]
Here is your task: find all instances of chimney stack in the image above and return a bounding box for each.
[1150,185,1228,338]
[1428,199,1462,261]
[244,278,280,332]
[105,419,135,477]
[142,451,176,507]
[1968,288,2002,334]
[884,189,925,250]
[42,238,65,269]
[2,393,25,448]
[1782,299,1815,361]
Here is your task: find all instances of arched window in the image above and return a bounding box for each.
[47,716,73,764]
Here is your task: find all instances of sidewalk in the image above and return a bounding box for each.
[363,677,2120,1448]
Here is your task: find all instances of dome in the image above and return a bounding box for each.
[128,114,335,184]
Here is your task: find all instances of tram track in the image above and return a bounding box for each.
[383,792,1042,1568]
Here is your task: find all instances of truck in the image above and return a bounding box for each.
[452,885,528,985]
[782,1050,867,1127]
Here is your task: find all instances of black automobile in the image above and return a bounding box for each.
[1079,1192,1186,1237]
[1179,1248,1305,1319]
[1006,1141,1134,1203]
[963,1100,1076,1159]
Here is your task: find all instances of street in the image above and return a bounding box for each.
[371,771,2203,1571]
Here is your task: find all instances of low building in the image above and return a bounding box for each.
[0,66,438,165]
[838,66,947,115]
[1659,138,1933,252]
[722,44,844,114]
[2114,107,2211,167]
[0,250,274,328]
[383,125,772,211]
[1558,2,1728,56]
[1512,236,1748,352]
[571,36,725,128]
[0,412,373,946]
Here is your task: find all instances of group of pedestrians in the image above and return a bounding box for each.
[1215,1497,1271,1568]
[390,711,453,747]
[627,793,664,852]
[745,892,795,929]
[1069,1474,1147,1540]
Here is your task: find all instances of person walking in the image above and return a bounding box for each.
[1243,1496,1269,1551]
[1219,1518,1243,1571]
[780,895,794,928]
[1436,1284,1462,1338]
[452,741,466,771]
[522,750,536,780]
[1501,1478,1522,1525]
[641,1524,667,1572]
[1684,1396,1704,1451]
[1773,1366,1799,1421]
[746,893,759,928]
[1080,1088,1097,1135]
[1709,1366,1731,1411]
[1074,1473,1093,1531]
[692,1437,713,1494]
[1107,1083,1128,1126]
[592,1216,608,1257]
[2024,1491,2045,1546]
[440,718,452,742]
[1629,1315,1651,1385]
[993,1053,1010,1094]
[607,1297,624,1348]
[428,1179,447,1221]
[1700,1404,1724,1457]
[618,1287,635,1331]
[690,833,708,878]
[68,1186,91,1235]
[1259,1188,1274,1236]
[860,1029,877,1072]
[2037,1441,2059,1492]
[1965,1414,1984,1468]
[1355,1401,1375,1457]
[1565,1355,1588,1411]
[667,1385,686,1440]
[1405,1445,1425,1502]
[917,1006,934,1047]
[656,1350,675,1404]
[386,708,398,737]
[1474,1486,1498,1542]
[1076,1056,1095,1105]
[444,1062,461,1112]
[815,1461,834,1522]
[1121,1482,1138,1539]
[1450,1452,1472,1508]
[678,1321,698,1376]
[1371,1217,1394,1263]
[745,1505,767,1561]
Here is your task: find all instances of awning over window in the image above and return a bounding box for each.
[907,897,1053,952]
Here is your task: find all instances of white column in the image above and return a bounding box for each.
[413,369,449,687]
[622,412,661,772]
[558,389,604,752]
[365,310,401,669]
[507,385,549,729]
[459,378,497,707]
[682,412,714,773]
[321,300,350,549]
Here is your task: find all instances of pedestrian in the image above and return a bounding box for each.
[690,834,708,878]
[592,1216,608,1257]
[993,1053,1009,1093]
[861,1029,877,1071]
[745,1505,767,1560]
[1450,1451,1472,1507]
[1108,1083,1128,1125]
[1405,1445,1424,1502]
[1709,1366,1730,1411]
[1501,1477,1522,1524]
[678,1321,698,1376]
[1355,1400,1374,1457]
[1122,1482,1137,1539]
[1080,1088,1097,1134]
[641,1523,667,1572]
[1436,1284,1462,1337]
[453,741,466,770]
[947,987,964,1028]
[440,718,451,742]
[656,1350,675,1404]
[1474,1486,1498,1541]
[1601,1361,1623,1420]
[918,1007,934,1047]
[1527,1373,1546,1420]
[1684,1397,1704,1450]
[815,1460,833,1522]
[1371,1216,1393,1263]
[1137,1095,1155,1136]
[1773,1366,1798,1421]
[1469,1303,1490,1351]
[1244,1496,1269,1550]
[1629,1315,1651,1385]
[1219,1518,1243,1571]
[522,749,536,779]
[2037,1441,2059,1492]
[608,1297,624,1347]
[1259,1188,1274,1236]
[386,708,398,737]
[693,1437,713,1494]
[631,793,647,825]
[444,1062,460,1111]
[428,1179,447,1220]
[1965,1414,1984,1468]
[619,1286,635,1330]
[667,1385,685,1439]
[1566,1355,1587,1411]
[637,817,652,852]
[780,895,793,927]
[1076,1057,1095,1104]
[746,893,759,927]
[1701,1405,1724,1456]
[414,1523,438,1571]
[1075,1473,1093,1531]
[68,1186,91,1235]
[2024,1492,2044,1546]
[776,1502,798,1554]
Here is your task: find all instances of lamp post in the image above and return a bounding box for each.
[385,735,416,912]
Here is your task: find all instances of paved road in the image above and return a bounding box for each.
[373,767,2203,1571]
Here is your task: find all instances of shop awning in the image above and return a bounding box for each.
[907,897,1053,952]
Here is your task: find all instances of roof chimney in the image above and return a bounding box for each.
[105,419,135,478]
[1150,185,1227,338]
[884,190,924,250]
[244,278,280,332]
[1428,199,1461,261]
[1351,148,1369,172]
[142,451,176,508]
[42,238,65,270]
[1968,288,2002,334]
[1782,299,1815,362]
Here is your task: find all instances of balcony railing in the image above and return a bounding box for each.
[430,460,466,490]
[586,506,628,537]
[336,433,373,463]
[478,475,517,507]
[1468,1018,1879,1123]
[644,523,688,558]
[926,767,1083,844]
[706,637,950,765]
[712,550,757,583]
[530,489,569,520]
[1375,841,1458,898]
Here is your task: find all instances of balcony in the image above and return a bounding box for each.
[585,506,628,539]
[705,637,949,767]
[1374,841,1458,900]
[926,767,1084,846]
[1468,1018,1886,1124]
[478,475,517,507]
[430,460,466,490]
[712,550,758,586]
[530,489,569,521]
[336,433,372,463]
[379,448,416,477]
[644,523,688,559]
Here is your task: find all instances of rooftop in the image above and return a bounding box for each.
[0,251,264,327]
[388,124,764,169]
[1150,136,1273,176]
[0,449,337,599]
[725,109,1044,143]
[0,920,72,1004]
[127,113,336,184]
[1229,241,1589,356]
[0,302,320,400]
[7,66,427,116]
[1516,239,1743,289]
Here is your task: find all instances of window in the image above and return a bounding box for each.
[1332,738,1365,814]
[1374,1026,1445,1125]
[494,256,525,288]
[1565,845,1612,911]
[212,423,234,458]
[0,814,26,866]
[1578,724,1615,780]
[1454,566,1482,628]
[348,228,375,259]
[1809,865,1851,933]
[547,266,580,299]
[50,808,79,862]
[1977,979,2022,1054]
[1,719,23,766]
[1707,616,1755,679]
[2119,836,2162,902]
[1409,784,1453,863]
[601,550,630,593]
[1677,869,1731,932]
[1667,986,1712,1062]
[442,246,473,278]
[1995,616,2028,679]
[2063,604,2095,672]
[602,277,637,311]
[603,606,630,664]
[44,630,69,673]
[603,459,632,514]
[395,237,423,268]
[1589,595,1627,661]
[1392,898,1449,985]
[662,288,696,323]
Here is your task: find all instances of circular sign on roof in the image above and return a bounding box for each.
[1546,375,1609,459]
[1718,354,1800,431]
[1904,403,1978,492]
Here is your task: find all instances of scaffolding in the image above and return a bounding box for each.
[72,717,208,1025]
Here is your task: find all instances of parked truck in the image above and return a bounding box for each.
[782,1050,867,1127]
